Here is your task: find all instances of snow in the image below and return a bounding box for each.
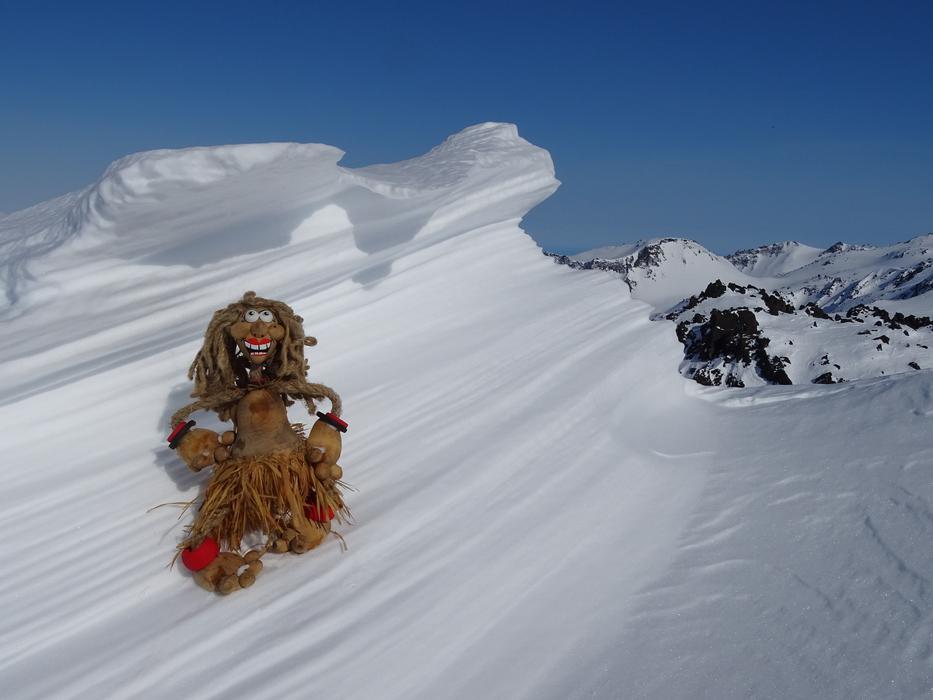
[728,240,824,277]
[2,123,932,699]
[567,237,752,309]
[596,374,933,699]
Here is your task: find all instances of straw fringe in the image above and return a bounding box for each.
[179,448,349,554]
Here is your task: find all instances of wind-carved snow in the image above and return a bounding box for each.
[0,123,714,699]
[1,124,932,699]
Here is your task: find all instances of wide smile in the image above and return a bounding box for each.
[243,337,273,357]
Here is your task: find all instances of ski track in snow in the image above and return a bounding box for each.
[1,123,931,699]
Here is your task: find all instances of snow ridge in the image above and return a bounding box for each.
[2,126,931,699]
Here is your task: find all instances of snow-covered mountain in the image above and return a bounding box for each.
[726,240,823,276]
[778,235,933,313]
[2,125,932,699]
[558,235,932,387]
[547,237,750,308]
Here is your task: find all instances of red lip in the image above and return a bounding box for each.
[247,337,271,344]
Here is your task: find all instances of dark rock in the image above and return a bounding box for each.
[704,279,727,298]
[681,294,702,312]
[693,367,723,386]
[892,311,933,330]
[689,308,760,362]
[725,373,745,388]
[803,303,831,319]
[755,347,793,384]
[909,361,921,370]
[878,335,890,345]
[760,289,795,315]
[675,320,692,344]
[846,304,872,319]
[812,372,836,384]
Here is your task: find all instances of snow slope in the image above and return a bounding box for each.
[595,374,933,700]
[2,124,931,699]
[727,240,824,277]
[777,236,933,311]
[0,124,714,699]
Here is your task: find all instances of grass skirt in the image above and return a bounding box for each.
[180,448,346,553]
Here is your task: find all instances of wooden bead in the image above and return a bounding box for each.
[330,464,343,480]
[218,575,241,595]
[314,462,332,480]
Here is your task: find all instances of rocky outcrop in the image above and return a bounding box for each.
[678,308,792,386]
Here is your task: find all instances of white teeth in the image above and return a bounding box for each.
[244,340,272,352]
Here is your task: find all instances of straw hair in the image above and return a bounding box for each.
[171,291,342,426]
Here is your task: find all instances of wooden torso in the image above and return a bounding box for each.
[230,388,302,458]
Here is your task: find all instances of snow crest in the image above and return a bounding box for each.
[0,124,714,699]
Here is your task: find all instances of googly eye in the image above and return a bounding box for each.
[244,309,260,322]
[259,309,275,323]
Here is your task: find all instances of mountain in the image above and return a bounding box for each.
[726,240,823,277]
[556,235,932,387]
[548,237,751,308]
[2,125,932,699]
[777,235,933,313]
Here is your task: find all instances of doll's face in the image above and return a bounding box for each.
[228,307,287,365]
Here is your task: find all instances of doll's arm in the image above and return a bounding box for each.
[167,421,236,472]
[305,412,346,467]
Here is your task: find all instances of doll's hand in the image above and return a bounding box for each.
[177,428,225,472]
[305,419,342,467]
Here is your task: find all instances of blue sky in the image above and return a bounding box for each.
[1,0,931,254]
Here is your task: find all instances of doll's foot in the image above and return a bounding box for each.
[218,573,241,594]
[288,526,326,554]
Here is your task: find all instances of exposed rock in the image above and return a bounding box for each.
[677,307,792,386]
[803,303,830,319]
[759,289,795,315]
[725,373,745,388]
[704,279,727,298]
[812,372,836,384]
[693,367,723,386]
[909,361,921,370]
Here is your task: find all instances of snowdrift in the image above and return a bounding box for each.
[2,123,931,699]
[0,124,712,699]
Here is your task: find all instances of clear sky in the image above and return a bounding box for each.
[1,0,931,254]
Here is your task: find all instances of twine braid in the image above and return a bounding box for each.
[170,291,342,427]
